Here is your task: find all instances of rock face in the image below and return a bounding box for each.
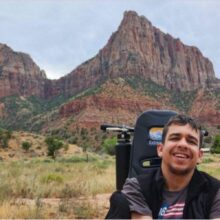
[0,43,48,98]
[57,81,220,132]
[55,10,217,97]
[58,80,177,129]
[107,11,216,90]
[0,11,219,133]
[0,11,218,99]
[190,89,220,125]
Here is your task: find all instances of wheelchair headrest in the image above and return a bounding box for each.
[128,110,177,177]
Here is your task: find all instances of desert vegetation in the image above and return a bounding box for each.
[0,154,115,218]
[0,129,220,218]
[0,151,220,218]
[210,135,220,153]
[0,152,219,218]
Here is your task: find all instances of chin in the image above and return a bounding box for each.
[169,165,193,176]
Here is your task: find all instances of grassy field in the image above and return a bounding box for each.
[198,153,220,179]
[0,154,115,218]
[0,153,219,218]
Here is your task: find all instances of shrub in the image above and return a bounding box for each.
[211,135,220,153]
[202,157,214,163]
[82,142,89,152]
[41,173,63,184]
[22,141,32,152]
[45,136,64,159]
[63,144,69,151]
[73,201,98,219]
[204,136,212,144]
[80,128,88,136]
[103,137,117,155]
[68,136,78,144]
[0,129,12,148]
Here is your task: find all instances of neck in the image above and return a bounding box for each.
[161,165,195,191]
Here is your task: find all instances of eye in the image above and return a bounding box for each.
[169,136,179,141]
[188,139,198,146]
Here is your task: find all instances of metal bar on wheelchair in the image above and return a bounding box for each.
[100,124,134,133]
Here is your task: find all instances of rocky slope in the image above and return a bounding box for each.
[190,89,220,124]
[0,43,49,98]
[57,79,220,129]
[54,11,219,97]
[58,79,173,128]
[0,11,219,100]
[0,10,219,144]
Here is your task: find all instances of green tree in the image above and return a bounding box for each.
[211,135,220,154]
[0,129,12,148]
[103,137,117,155]
[22,141,32,152]
[204,136,212,144]
[45,136,64,159]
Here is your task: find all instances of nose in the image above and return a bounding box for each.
[177,138,188,149]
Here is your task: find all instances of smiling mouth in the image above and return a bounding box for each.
[173,153,190,159]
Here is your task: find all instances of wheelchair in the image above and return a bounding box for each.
[101,109,210,219]
[101,109,177,191]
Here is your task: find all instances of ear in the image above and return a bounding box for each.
[197,149,203,164]
[157,143,163,158]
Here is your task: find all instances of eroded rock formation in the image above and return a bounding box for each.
[0,43,48,98]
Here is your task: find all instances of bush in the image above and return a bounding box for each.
[0,129,12,148]
[22,141,32,152]
[45,136,64,159]
[103,137,117,155]
[41,173,63,184]
[68,136,78,144]
[204,136,212,144]
[202,157,214,163]
[211,135,220,153]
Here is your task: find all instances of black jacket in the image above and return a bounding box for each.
[106,169,220,219]
[137,168,220,219]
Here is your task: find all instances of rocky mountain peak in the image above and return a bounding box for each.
[0,43,48,98]
[0,12,219,136]
[0,11,219,100]
[119,10,152,31]
[99,10,216,91]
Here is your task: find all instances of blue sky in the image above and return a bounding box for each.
[0,0,220,79]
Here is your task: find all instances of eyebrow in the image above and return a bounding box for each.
[168,133,181,138]
[187,135,199,144]
[168,133,199,143]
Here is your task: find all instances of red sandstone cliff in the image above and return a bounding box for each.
[56,82,220,134]
[55,11,218,97]
[190,89,220,124]
[0,43,48,98]
[57,80,177,129]
[0,11,219,133]
[0,11,219,99]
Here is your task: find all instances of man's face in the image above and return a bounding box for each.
[157,124,203,176]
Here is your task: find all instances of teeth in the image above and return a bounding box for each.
[174,153,187,158]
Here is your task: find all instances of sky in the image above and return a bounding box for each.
[0,0,220,79]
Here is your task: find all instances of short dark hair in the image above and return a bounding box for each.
[162,114,203,147]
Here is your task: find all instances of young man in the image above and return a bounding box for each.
[107,114,220,219]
